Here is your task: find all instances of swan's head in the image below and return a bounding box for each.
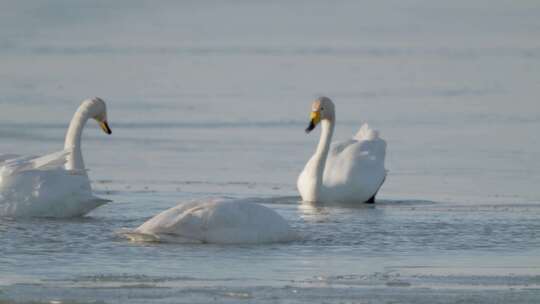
[305,96,335,133]
[83,97,112,135]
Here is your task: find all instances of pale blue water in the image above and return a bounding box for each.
[1,1,540,303]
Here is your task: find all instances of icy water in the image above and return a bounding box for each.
[1,1,540,303]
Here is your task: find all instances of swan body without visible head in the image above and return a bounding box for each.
[297,97,387,204]
[0,97,112,218]
[125,199,297,244]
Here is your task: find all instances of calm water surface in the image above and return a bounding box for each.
[1,1,539,303]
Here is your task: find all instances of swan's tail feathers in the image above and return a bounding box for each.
[85,195,112,210]
[70,196,111,217]
[0,150,70,176]
[354,123,380,141]
[365,174,387,205]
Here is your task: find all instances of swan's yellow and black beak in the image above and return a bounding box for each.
[99,121,112,135]
[305,111,321,133]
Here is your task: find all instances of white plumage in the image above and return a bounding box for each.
[123,199,297,244]
[298,97,387,204]
[0,97,112,218]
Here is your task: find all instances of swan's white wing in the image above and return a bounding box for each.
[0,149,71,176]
[134,200,206,239]
[322,124,387,203]
[132,199,296,244]
[30,149,72,170]
[0,149,109,218]
[326,137,386,183]
[353,123,379,141]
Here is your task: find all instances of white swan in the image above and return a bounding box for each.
[124,198,296,244]
[0,97,112,218]
[297,96,387,204]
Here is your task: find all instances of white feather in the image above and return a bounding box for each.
[298,98,387,204]
[354,123,379,141]
[0,98,111,218]
[122,198,297,244]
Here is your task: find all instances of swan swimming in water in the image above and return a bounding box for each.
[125,198,297,244]
[0,97,112,218]
[297,96,387,204]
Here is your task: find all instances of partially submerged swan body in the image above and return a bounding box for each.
[124,198,297,244]
[298,97,387,204]
[0,97,112,218]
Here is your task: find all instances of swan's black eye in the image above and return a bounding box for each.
[320,107,324,111]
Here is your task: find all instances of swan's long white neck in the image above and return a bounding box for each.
[305,119,334,201]
[64,104,92,171]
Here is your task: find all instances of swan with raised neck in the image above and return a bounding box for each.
[298,96,387,204]
[64,97,111,171]
[300,96,335,202]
